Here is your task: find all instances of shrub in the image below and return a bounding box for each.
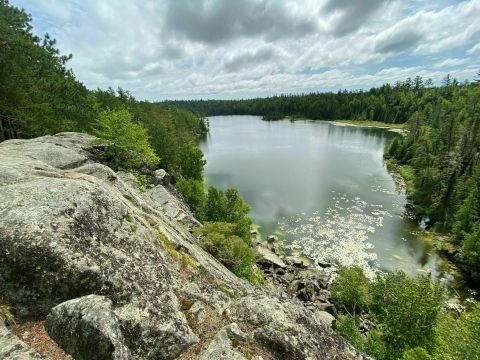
[193,222,262,284]
[335,315,363,346]
[94,109,159,170]
[401,347,431,360]
[369,271,444,358]
[176,178,206,220]
[334,315,385,359]
[178,141,206,180]
[204,187,252,240]
[331,266,370,316]
[433,303,480,360]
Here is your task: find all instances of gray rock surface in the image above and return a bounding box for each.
[45,295,130,360]
[0,133,364,359]
[0,322,46,359]
[199,323,248,360]
[314,310,336,327]
[255,245,287,269]
[229,292,357,359]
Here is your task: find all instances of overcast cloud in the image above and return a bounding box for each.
[12,0,480,100]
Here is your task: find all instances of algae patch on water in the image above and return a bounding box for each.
[278,192,392,278]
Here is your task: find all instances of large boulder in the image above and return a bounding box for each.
[45,295,130,360]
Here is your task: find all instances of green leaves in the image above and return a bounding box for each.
[332,269,445,360]
[94,109,159,170]
[433,304,480,360]
[178,141,206,180]
[331,266,370,316]
[369,271,444,358]
[193,222,261,284]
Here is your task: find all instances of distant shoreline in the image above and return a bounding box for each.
[325,120,408,135]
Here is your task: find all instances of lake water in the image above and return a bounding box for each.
[200,115,456,283]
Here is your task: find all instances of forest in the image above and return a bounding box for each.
[162,76,471,123]
[166,77,480,284]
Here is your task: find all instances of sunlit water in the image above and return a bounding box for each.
[200,115,459,287]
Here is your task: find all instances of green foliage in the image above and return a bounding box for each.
[332,269,447,360]
[176,178,206,220]
[178,142,206,180]
[384,84,480,275]
[162,75,471,126]
[335,315,363,346]
[331,266,370,316]
[334,316,386,359]
[0,0,208,177]
[193,222,262,284]
[452,169,480,272]
[0,0,94,140]
[94,109,159,170]
[400,347,431,360]
[433,304,480,360]
[461,225,480,269]
[204,187,253,240]
[369,271,444,358]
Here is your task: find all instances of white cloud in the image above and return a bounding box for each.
[467,42,480,54]
[433,58,469,69]
[11,0,480,100]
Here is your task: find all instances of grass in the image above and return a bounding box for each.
[332,120,407,130]
[385,158,415,195]
[397,164,415,194]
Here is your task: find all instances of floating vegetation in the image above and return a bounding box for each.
[279,191,392,278]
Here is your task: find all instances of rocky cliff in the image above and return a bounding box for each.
[0,133,363,360]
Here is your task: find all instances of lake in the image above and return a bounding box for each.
[200,115,457,284]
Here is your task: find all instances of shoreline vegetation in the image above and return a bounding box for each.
[385,158,475,293]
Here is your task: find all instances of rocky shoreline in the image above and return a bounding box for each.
[254,236,375,336]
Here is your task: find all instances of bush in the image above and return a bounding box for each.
[176,178,206,220]
[369,271,444,358]
[331,266,370,316]
[193,222,262,284]
[335,315,363,346]
[178,141,206,180]
[331,269,449,360]
[204,187,252,240]
[94,109,159,170]
[334,315,385,359]
[433,303,480,360]
[0,296,14,324]
[401,347,431,360]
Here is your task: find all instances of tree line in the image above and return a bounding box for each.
[384,81,480,283]
[162,76,476,123]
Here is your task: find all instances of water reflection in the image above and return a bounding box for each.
[200,116,454,282]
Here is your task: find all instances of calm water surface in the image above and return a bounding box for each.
[200,115,456,282]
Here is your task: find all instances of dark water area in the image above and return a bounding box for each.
[200,115,463,292]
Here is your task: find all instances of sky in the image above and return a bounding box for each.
[12,0,480,101]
